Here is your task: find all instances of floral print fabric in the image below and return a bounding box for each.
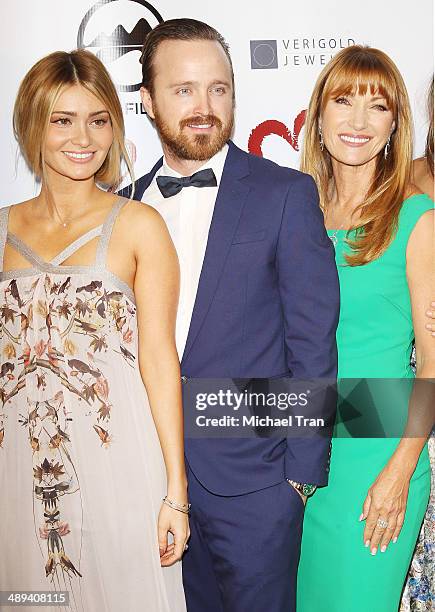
[0,200,186,612]
[401,435,435,611]
[0,272,137,583]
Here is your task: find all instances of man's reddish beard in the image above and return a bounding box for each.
[153,108,234,161]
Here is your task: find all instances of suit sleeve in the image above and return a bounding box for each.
[276,172,339,486]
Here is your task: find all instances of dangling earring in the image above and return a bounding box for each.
[384,135,391,160]
[319,126,324,151]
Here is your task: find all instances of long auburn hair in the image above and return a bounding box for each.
[13,49,134,192]
[301,45,413,266]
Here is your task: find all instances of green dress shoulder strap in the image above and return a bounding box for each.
[396,193,434,246]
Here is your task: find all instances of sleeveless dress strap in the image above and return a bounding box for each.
[95,197,128,268]
[398,194,434,246]
[51,225,103,266]
[6,233,46,269]
[0,206,10,272]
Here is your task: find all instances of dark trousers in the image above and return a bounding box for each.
[182,467,305,612]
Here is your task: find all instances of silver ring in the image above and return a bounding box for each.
[376,518,389,529]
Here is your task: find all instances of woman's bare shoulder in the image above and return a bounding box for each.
[120,198,164,223]
[117,199,170,242]
[2,198,39,231]
[5,198,36,213]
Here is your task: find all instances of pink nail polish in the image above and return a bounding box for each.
[371,547,377,556]
[359,513,364,522]
[381,546,386,553]
[365,540,370,548]
[393,537,397,543]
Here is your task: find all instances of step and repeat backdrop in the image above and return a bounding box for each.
[0,0,433,203]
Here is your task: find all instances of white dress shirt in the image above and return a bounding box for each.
[142,144,229,358]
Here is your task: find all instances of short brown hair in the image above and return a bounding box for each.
[13,49,133,190]
[140,18,234,95]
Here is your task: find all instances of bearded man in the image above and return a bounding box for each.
[121,18,339,612]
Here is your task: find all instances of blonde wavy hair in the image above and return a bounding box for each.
[13,49,133,192]
[301,45,413,266]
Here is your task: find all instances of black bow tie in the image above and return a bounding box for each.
[156,168,217,198]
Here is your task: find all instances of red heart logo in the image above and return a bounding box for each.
[248,110,307,157]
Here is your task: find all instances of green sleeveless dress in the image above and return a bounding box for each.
[297,194,433,612]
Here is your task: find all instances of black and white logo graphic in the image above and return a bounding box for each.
[250,36,357,70]
[77,0,164,92]
[250,40,278,70]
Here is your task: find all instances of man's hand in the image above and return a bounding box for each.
[287,480,307,505]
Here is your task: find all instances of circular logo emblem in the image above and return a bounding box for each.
[252,43,276,68]
[77,0,164,92]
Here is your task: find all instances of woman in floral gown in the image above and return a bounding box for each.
[0,50,188,611]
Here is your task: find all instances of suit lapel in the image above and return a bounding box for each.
[120,157,163,200]
[182,142,251,364]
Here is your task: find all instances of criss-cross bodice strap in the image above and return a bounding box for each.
[50,225,103,266]
[6,232,48,269]
[1,196,129,276]
[95,197,128,268]
[5,224,105,270]
[0,206,10,271]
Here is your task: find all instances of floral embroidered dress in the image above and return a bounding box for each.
[401,434,435,611]
[0,198,186,612]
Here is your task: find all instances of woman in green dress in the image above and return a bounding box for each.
[297,46,434,612]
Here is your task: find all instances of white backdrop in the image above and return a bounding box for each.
[0,0,433,203]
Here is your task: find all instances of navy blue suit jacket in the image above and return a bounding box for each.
[120,141,340,495]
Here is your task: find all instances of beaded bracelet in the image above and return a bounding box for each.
[163,495,191,515]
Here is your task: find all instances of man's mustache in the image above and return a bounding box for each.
[179,115,223,130]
